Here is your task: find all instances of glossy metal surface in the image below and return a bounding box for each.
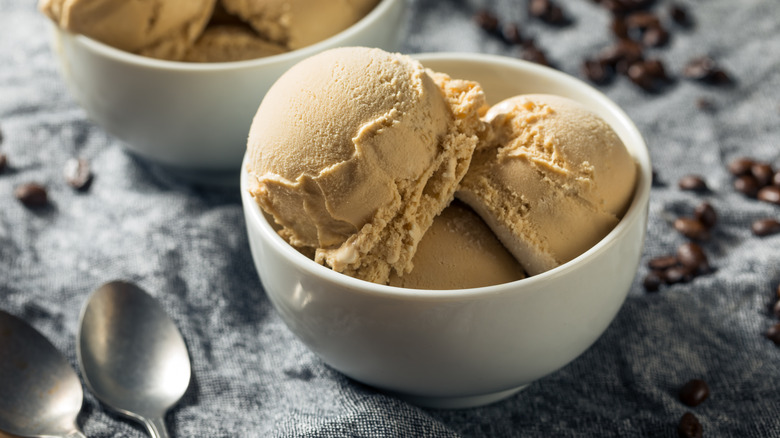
[0,310,86,438]
[78,281,190,438]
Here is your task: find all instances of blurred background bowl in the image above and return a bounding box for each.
[49,0,405,185]
[241,53,652,409]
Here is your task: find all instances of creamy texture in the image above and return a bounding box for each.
[457,94,637,275]
[40,0,379,62]
[222,0,379,50]
[40,0,216,61]
[246,47,488,284]
[388,201,525,290]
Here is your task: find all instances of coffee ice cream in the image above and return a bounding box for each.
[245,47,489,284]
[457,94,637,275]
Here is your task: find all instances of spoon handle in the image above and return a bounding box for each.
[142,417,170,438]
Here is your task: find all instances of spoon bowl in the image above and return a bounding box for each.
[78,281,190,438]
[0,310,86,438]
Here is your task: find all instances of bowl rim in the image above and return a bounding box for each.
[60,0,401,71]
[241,52,652,300]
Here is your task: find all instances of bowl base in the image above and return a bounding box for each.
[392,384,529,409]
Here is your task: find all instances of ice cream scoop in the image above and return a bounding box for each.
[221,0,380,50]
[457,94,637,275]
[39,0,216,61]
[388,201,525,289]
[245,47,489,284]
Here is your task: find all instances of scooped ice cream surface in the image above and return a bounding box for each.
[457,94,637,276]
[245,47,489,284]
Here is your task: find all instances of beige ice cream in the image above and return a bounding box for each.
[457,94,636,276]
[222,0,380,50]
[388,201,525,290]
[40,0,379,62]
[39,0,216,61]
[246,47,489,284]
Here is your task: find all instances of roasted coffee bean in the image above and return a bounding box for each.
[626,11,660,30]
[664,265,694,284]
[751,218,780,237]
[501,23,524,45]
[679,379,710,407]
[611,17,629,38]
[678,412,703,438]
[728,157,755,176]
[766,323,780,346]
[521,45,552,67]
[582,58,614,84]
[529,0,569,26]
[600,40,643,73]
[757,186,780,205]
[773,170,780,187]
[15,183,48,208]
[643,271,664,292]
[683,56,733,85]
[473,10,500,34]
[643,58,668,80]
[670,3,692,27]
[734,175,760,197]
[773,299,780,318]
[642,26,669,47]
[776,283,780,300]
[694,202,717,228]
[0,153,6,173]
[678,175,708,192]
[648,254,678,270]
[674,217,710,241]
[628,62,657,91]
[64,158,93,190]
[751,162,774,187]
[677,242,709,274]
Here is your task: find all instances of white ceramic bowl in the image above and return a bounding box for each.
[241,53,652,409]
[49,0,405,183]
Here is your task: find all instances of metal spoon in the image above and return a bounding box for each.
[78,281,190,438]
[0,310,86,438]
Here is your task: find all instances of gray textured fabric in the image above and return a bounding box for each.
[2,0,780,436]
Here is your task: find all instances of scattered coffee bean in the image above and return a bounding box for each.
[473,10,500,34]
[521,44,552,67]
[501,23,525,45]
[664,265,694,284]
[766,323,780,346]
[582,58,615,84]
[678,175,708,192]
[751,162,774,187]
[627,59,669,92]
[15,183,48,208]
[64,158,93,191]
[694,202,717,228]
[529,0,570,26]
[728,157,755,176]
[757,186,780,205]
[625,11,660,31]
[751,218,780,237]
[0,153,6,173]
[642,26,669,47]
[773,299,780,318]
[678,412,703,438]
[611,17,629,39]
[677,242,709,274]
[643,270,663,292]
[669,3,692,27]
[734,174,760,197]
[673,217,710,241]
[648,254,679,270]
[683,56,733,85]
[679,378,710,407]
[773,170,780,187]
[776,283,780,300]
